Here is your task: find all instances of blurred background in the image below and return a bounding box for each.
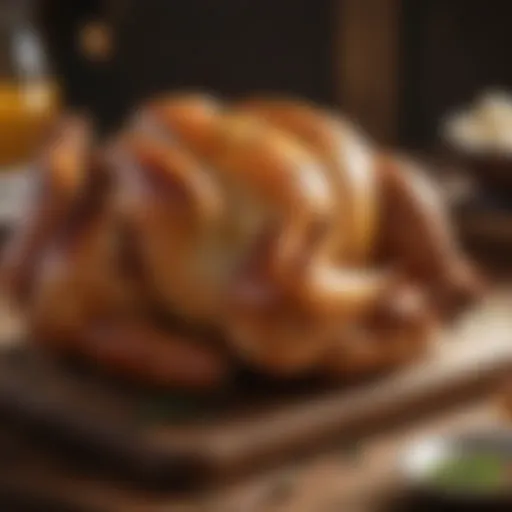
[2,1,512,511]
[2,0,512,157]
[34,0,512,148]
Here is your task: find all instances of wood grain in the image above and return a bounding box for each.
[0,401,503,511]
[336,0,401,143]
[0,287,509,491]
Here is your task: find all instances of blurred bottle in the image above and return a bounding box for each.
[0,0,60,170]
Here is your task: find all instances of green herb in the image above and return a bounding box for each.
[427,452,507,493]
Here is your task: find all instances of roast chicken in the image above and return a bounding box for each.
[0,93,482,389]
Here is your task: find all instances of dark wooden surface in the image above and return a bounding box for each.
[0,396,504,511]
[0,284,509,499]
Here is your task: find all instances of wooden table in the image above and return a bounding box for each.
[0,398,504,512]
[0,281,509,511]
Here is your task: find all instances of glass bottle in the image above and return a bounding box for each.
[0,0,61,170]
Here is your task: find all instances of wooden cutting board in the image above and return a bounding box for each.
[0,401,503,512]
[0,287,510,491]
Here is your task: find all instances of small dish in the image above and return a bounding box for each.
[457,150,512,199]
[399,430,512,510]
[441,90,512,198]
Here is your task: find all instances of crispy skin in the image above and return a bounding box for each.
[120,95,392,374]
[0,116,92,305]
[236,96,379,264]
[0,93,481,387]
[378,154,484,317]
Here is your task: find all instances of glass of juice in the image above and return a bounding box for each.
[0,0,61,171]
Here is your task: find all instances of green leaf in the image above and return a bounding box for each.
[428,452,506,492]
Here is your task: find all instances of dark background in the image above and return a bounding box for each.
[38,0,512,147]
[38,0,335,133]
[401,0,512,148]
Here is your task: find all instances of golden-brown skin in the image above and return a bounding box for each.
[236,97,379,264]
[0,116,92,306]
[0,93,482,389]
[377,154,483,317]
